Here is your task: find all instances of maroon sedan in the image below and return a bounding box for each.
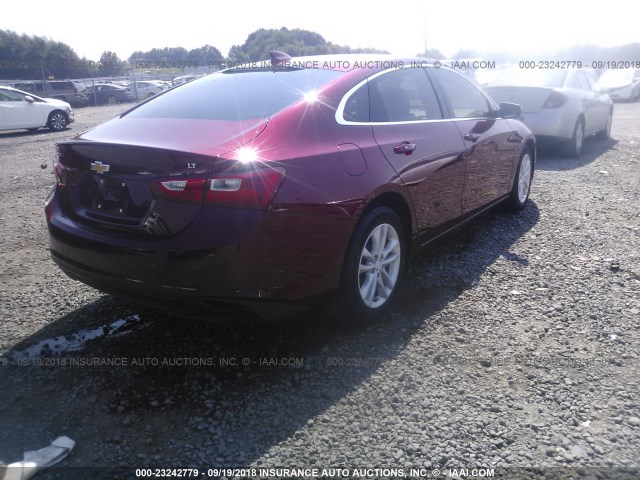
[46,53,535,322]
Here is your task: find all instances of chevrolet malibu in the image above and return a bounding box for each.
[46,53,535,322]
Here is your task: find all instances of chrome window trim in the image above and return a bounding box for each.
[335,66,497,126]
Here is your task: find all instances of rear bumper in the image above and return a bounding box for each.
[46,192,353,318]
[519,108,577,140]
[50,249,306,319]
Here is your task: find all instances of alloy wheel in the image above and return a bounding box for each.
[358,223,401,308]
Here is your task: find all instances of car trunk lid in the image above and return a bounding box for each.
[55,117,267,236]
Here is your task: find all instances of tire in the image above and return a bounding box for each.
[47,111,68,131]
[506,147,534,212]
[563,118,584,157]
[330,207,406,323]
[107,95,117,105]
[595,109,613,139]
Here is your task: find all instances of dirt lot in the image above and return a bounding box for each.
[0,103,638,479]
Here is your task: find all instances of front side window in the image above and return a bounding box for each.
[368,68,442,122]
[432,68,493,118]
[340,67,443,123]
[0,89,27,101]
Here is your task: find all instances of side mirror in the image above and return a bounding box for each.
[497,102,521,119]
[24,95,35,103]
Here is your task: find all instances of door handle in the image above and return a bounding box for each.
[464,132,480,142]
[393,142,416,155]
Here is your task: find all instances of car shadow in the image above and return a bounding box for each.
[0,128,70,138]
[0,201,540,473]
[535,136,618,171]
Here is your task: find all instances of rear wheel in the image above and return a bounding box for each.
[506,147,533,212]
[47,111,67,131]
[330,207,405,323]
[563,118,584,157]
[595,110,613,139]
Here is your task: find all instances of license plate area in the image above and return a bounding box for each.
[78,174,149,223]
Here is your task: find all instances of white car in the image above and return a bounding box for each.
[125,81,167,100]
[171,74,203,87]
[485,69,612,157]
[0,86,74,132]
[596,69,640,102]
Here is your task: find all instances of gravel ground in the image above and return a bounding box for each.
[0,102,638,480]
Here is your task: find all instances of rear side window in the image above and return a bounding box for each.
[126,68,343,121]
[432,68,493,118]
[51,82,71,90]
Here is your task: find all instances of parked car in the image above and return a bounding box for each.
[0,86,73,132]
[14,80,89,107]
[171,75,202,87]
[85,84,134,105]
[46,54,535,322]
[485,69,612,157]
[125,81,167,100]
[595,69,640,102]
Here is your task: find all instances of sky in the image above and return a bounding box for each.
[2,0,639,61]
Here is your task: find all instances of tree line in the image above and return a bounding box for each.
[1,27,639,80]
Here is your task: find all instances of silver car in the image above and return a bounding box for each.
[485,69,612,157]
[596,69,640,102]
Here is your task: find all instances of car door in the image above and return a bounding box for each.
[364,67,468,238]
[429,68,517,214]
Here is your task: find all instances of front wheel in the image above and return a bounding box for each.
[47,111,67,131]
[107,95,117,105]
[330,207,406,323]
[506,147,534,212]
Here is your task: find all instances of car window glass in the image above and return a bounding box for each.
[433,68,492,118]
[127,68,344,121]
[368,68,442,122]
[0,89,24,101]
[582,73,596,91]
[343,84,369,122]
[566,73,583,90]
[491,69,567,88]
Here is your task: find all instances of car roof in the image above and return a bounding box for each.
[230,54,439,72]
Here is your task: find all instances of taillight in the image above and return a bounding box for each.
[53,144,66,188]
[543,91,568,108]
[53,162,66,188]
[156,179,205,204]
[155,167,285,209]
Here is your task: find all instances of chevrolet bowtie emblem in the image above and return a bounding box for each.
[90,161,110,174]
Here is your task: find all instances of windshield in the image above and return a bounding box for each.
[491,69,568,88]
[126,68,344,121]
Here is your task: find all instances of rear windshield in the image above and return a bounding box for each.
[491,69,568,88]
[125,68,343,121]
[596,69,635,88]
